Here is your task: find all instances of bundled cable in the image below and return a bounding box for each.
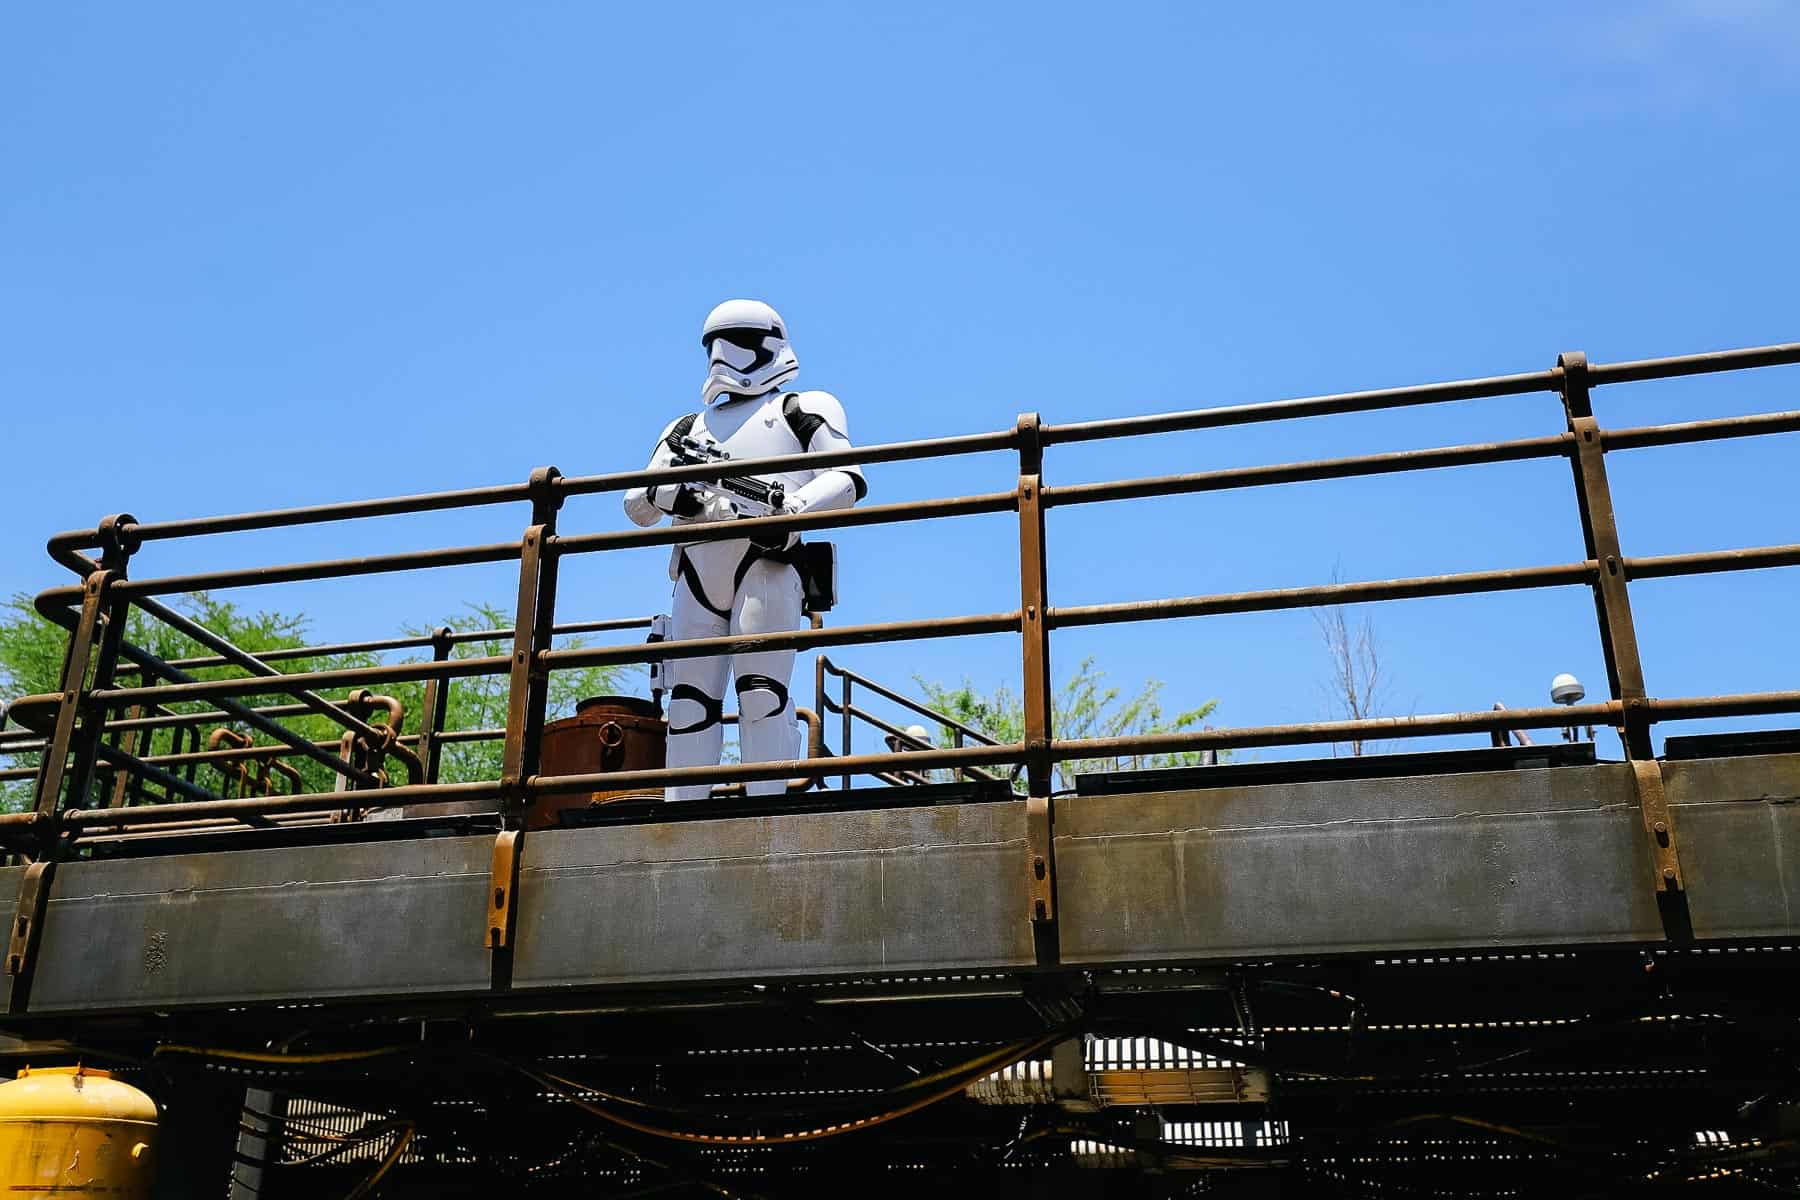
[517,1028,1067,1147]
[155,1043,415,1065]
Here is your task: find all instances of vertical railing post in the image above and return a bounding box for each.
[1559,354,1652,756]
[416,626,454,787]
[1016,414,1053,795]
[106,705,147,809]
[9,514,136,1002]
[177,724,201,791]
[488,468,562,967]
[1015,415,1058,966]
[31,578,131,821]
[24,569,113,832]
[1558,353,1688,937]
[841,673,853,793]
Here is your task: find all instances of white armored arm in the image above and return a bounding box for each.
[785,391,866,514]
[622,418,686,528]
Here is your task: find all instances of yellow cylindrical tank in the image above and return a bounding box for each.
[0,1066,157,1198]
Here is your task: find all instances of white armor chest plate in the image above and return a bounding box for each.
[691,392,808,496]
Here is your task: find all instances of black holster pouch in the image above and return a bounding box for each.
[755,540,837,614]
[792,541,838,614]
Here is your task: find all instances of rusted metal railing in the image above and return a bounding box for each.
[815,657,1010,788]
[2,339,1798,979]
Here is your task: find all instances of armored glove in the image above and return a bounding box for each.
[653,486,739,524]
[748,502,800,552]
[651,485,705,519]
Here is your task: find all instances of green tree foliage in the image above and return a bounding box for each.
[0,593,636,810]
[379,602,633,785]
[914,656,1220,791]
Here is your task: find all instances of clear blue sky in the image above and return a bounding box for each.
[2,2,1795,759]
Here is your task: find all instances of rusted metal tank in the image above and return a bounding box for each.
[532,696,665,828]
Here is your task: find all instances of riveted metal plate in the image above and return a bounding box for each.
[23,837,494,1013]
[511,800,1035,988]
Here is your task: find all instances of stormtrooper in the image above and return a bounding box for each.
[623,300,866,800]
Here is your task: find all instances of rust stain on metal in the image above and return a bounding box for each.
[142,930,167,975]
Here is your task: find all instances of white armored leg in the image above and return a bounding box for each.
[665,557,732,801]
[732,557,803,797]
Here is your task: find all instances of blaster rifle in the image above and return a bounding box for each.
[664,434,787,516]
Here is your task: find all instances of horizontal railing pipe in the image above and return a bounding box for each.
[43,431,1020,578]
[425,728,506,746]
[113,741,337,769]
[1644,691,1800,721]
[1049,562,1596,629]
[555,428,1021,497]
[1040,370,1562,446]
[541,611,1023,671]
[1586,342,1800,386]
[41,495,1016,608]
[1625,543,1800,580]
[1603,410,1800,452]
[552,491,1018,557]
[62,780,508,826]
[59,742,1028,827]
[109,735,417,771]
[530,743,1024,798]
[81,709,826,794]
[111,617,652,677]
[1052,702,1625,759]
[1049,689,1800,761]
[93,653,512,709]
[93,612,1020,707]
[51,481,539,552]
[1042,435,1573,509]
[90,702,318,735]
[107,541,526,599]
[108,722,523,768]
[77,813,341,841]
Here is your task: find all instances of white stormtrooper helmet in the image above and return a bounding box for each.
[700,299,800,405]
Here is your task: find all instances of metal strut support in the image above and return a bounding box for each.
[11,518,136,1005]
[486,829,523,952]
[1560,353,1688,932]
[488,468,561,979]
[1632,758,1683,894]
[5,860,54,1008]
[499,468,563,814]
[1016,416,1060,966]
[1027,794,1058,967]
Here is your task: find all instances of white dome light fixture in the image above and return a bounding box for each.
[1550,673,1593,744]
